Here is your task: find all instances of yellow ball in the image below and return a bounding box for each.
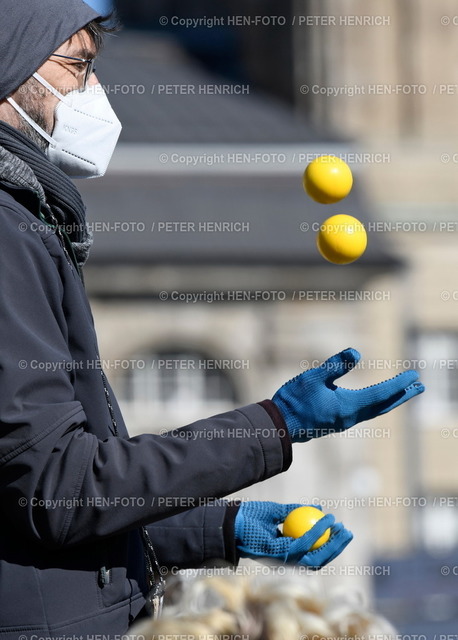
[317,214,367,265]
[303,155,353,204]
[282,506,331,551]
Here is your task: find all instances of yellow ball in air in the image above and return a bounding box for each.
[316,214,367,265]
[303,155,353,204]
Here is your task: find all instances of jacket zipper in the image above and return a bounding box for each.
[97,354,165,615]
[98,566,111,587]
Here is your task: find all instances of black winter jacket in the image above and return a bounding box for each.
[0,174,291,638]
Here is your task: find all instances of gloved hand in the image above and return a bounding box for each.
[235,501,352,568]
[272,347,425,442]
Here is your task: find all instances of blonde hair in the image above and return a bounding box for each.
[130,569,396,640]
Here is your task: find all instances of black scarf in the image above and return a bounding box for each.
[0,121,92,267]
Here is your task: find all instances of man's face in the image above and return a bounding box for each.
[8,28,98,151]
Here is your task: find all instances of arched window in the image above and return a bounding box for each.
[117,348,239,435]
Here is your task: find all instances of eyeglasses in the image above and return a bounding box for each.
[50,53,97,90]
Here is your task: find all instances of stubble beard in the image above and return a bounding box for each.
[15,77,52,154]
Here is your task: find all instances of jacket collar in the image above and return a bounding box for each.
[0,143,47,205]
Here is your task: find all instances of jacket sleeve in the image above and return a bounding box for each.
[0,204,292,549]
[145,501,241,570]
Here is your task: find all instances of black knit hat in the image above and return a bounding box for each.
[0,0,100,101]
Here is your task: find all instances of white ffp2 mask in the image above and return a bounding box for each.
[7,72,122,178]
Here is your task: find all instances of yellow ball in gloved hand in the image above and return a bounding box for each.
[317,214,367,265]
[303,155,353,204]
[283,506,331,551]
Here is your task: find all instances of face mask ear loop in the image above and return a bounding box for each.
[33,72,71,104]
[6,96,56,148]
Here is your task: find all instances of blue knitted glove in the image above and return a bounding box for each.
[235,501,353,568]
[272,347,425,442]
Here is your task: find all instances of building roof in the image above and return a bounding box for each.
[79,173,398,269]
[78,31,400,273]
[96,30,341,144]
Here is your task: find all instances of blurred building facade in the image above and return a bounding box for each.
[79,1,458,631]
[295,1,458,630]
[293,0,458,553]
